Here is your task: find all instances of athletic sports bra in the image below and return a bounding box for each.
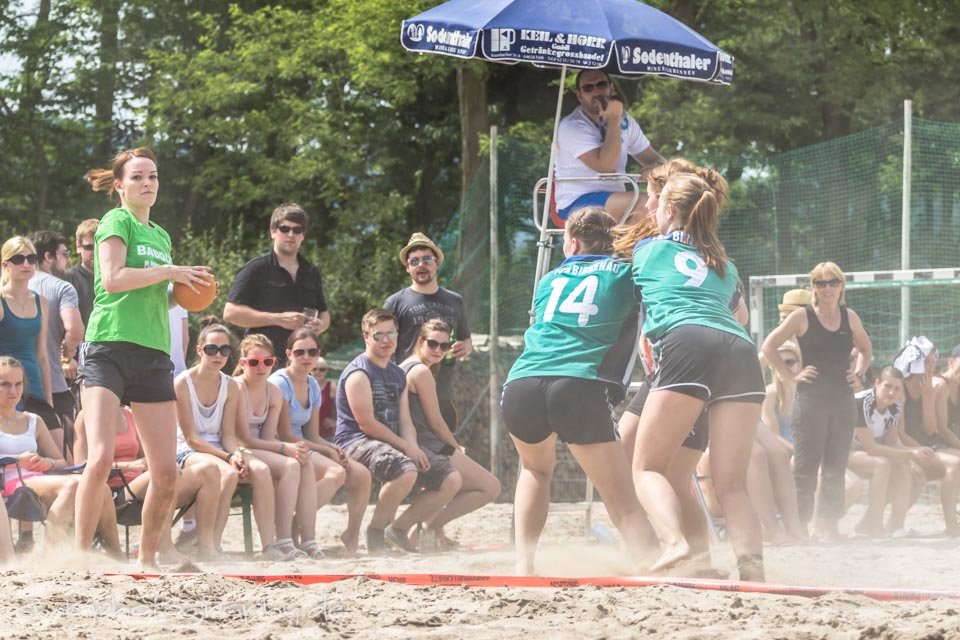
[796,305,853,398]
[175,371,229,450]
[0,413,38,456]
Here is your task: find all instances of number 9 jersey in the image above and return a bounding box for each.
[632,232,751,344]
[505,254,640,403]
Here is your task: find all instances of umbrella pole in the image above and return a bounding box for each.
[531,65,568,307]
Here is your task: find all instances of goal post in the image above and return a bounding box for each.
[749,267,960,363]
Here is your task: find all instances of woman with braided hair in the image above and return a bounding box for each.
[502,206,655,575]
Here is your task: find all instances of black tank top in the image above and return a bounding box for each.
[902,385,940,447]
[796,305,853,398]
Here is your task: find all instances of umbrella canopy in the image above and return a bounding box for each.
[401,0,733,84]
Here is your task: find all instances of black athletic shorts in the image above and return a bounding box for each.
[624,381,708,452]
[23,396,60,432]
[501,376,618,446]
[52,390,75,422]
[652,325,765,405]
[77,341,176,404]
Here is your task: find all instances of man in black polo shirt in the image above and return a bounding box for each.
[225,203,330,365]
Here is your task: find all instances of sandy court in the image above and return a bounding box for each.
[2,498,959,639]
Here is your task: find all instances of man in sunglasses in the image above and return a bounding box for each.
[554,69,664,223]
[225,203,330,366]
[385,233,471,430]
[64,218,99,327]
[28,230,85,461]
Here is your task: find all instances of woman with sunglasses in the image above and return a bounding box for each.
[400,319,500,550]
[234,333,323,558]
[762,261,873,541]
[77,148,211,570]
[0,356,121,554]
[175,318,297,560]
[0,237,58,441]
[271,328,372,554]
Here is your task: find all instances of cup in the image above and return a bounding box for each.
[303,307,319,322]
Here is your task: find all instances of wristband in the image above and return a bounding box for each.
[226,452,235,463]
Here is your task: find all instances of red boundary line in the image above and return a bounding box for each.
[105,572,960,602]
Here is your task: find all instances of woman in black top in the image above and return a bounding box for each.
[762,262,872,541]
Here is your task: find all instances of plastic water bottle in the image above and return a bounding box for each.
[591,524,617,545]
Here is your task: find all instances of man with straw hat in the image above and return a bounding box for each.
[385,233,472,430]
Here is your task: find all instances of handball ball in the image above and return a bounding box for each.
[173,274,218,312]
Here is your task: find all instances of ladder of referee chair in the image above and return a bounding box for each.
[524,173,642,540]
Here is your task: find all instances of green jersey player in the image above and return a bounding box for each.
[502,207,655,576]
[629,172,766,582]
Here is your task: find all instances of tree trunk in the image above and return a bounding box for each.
[455,64,489,266]
[20,0,52,221]
[93,0,121,160]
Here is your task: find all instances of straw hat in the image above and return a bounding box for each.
[399,232,444,265]
[778,288,812,314]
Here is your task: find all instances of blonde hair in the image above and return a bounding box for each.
[809,261,846,306]
[0,356,26,398]
[1,236,37,287]
[657,173,729,277]
[612,159,729,257]
[774,341,801,415]
[75,219,99,244]
[233,333,274,375]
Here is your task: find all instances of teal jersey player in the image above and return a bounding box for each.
[506,254,639,400]
[632,231,750,344]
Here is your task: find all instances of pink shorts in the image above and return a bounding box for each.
[2,466,45,498]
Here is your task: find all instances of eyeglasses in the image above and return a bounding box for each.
[371,330,398,343]
[7,254,38,266]
[425,339,452,351]
[242,357,276,368]
[276,225,304,235]
[293,348,320,358]
[812,278,843,288]
[782,358,799,367]
[80,243,95,251]
[579,80,609,93]
[407,255,437,267]
[201,344,233,357]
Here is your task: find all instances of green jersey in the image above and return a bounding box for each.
[632,232,750,344]
[506,255,639,400]
[86,207,173,354]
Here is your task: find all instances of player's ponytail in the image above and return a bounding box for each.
[661,173,729,278]
[567,207,616,255]
[86,147,158,200]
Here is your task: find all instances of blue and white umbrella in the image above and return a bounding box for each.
[402,0,733,229]
[402,0,733,84]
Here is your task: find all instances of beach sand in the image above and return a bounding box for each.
[2,498,959,639]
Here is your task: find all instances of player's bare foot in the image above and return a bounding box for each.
[340,530,359,554]
[649,539,691,573]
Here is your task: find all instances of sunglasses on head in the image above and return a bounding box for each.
[80,243,95,251]
[242,356,276,368]
[293,348,320,358]
[276,224,304,235]
[407,255,437,267]
[812,278,842,288]
[425,339,452,351]
[7,254,38,266]
[579,80,609,93]
[201,344,233,357]
[371,330,398,343]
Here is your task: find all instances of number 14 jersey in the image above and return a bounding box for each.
[506,254,640,401]
[632,232,750,344]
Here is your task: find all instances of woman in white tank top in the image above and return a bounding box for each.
[0,356,121,555]
[174,318,300,561]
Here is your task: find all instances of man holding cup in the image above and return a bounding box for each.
[225,203,330,366]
